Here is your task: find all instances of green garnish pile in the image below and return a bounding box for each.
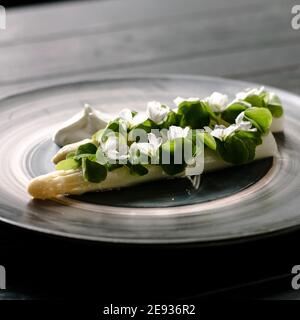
[55,88,282,183]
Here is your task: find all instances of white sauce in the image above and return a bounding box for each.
[53,104,112,146]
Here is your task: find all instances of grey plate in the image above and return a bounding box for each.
[0,75,299,244]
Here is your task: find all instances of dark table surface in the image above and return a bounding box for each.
[0,0,300,300]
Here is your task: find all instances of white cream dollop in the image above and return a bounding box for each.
[53,104,111,146]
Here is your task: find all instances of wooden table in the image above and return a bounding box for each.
[0,0,300,300]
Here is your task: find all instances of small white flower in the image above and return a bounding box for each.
[235,87,265,100]
[118,108,150,129]
[235,111,245,124]
[101,134,128,161]
[210,125,229,141]
[147,101,170,124]
[130,112,148,126]
[235,111,256,131]
[204,126,212,133]
[129,133,162,163]
[210,113,256,141]
[118,108,133,123]
[204,92,228,112]
[173,97,200,107]
[166,126,190,141]
[148,132,162,153]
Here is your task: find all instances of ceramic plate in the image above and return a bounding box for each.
[0,75,299,244]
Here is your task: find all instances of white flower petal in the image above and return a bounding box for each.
[101,135,128,160]
[118,108,133,122]
[204,92,228,112]
[131,112,148,126]
[235,87,265,100]
[204,126,212,133]
[147,101,170,124]
[167,126,190,140]
[210,125,227,140]
[148,133,162,149]
[235,111,245,124]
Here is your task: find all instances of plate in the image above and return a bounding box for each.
[0,75,299,244]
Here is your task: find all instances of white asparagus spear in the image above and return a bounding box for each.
[28,165,169,200]
[52,139,92,164]
[28,133,277,199]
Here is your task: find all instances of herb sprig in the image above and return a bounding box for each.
[55,88,281,182]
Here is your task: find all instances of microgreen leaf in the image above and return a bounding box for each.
[177,100,210,129]
[222,103,247,124]
[263,92,283,118]
[76,143,97,155]
[203,132,217,150]
[243,107,272,135]
[244,94,265,108]
[95,147,107,165]
[107,164,123,171]
[160,111,179,129]
[133,119,158,133]
[216,135,252,164]
[216,130,262,164]
[160,138,189,175]
[92,129,105,144]
[82,157,107,183]
[55,158,80,171]
[66,151,76,159]
[127,163,149,176]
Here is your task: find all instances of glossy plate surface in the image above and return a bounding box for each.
[0,75,299,244]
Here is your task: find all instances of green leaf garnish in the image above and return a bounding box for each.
[263,92,283,118]
[160,138,189,175]
[127,163,149,176]
[216,130,262,165]
[95,147,107,165]
[73,153,96,162]
[222,102,247,124]
[76,143,97,155]
[203,132,217,150]
[161,163,186,175]
[243,107,272,135]
[107,164,123,171]
[160,111,179,129]
[244,94,265,108]
[216,135,253,164]
[66,151,76,159]
[107,120,121,132]
[240,90,283,118]
[177,100,210,129]
[82,157,107,183]
[132,119,158,133]
[92,129,105,144]
[55,158,80,171]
